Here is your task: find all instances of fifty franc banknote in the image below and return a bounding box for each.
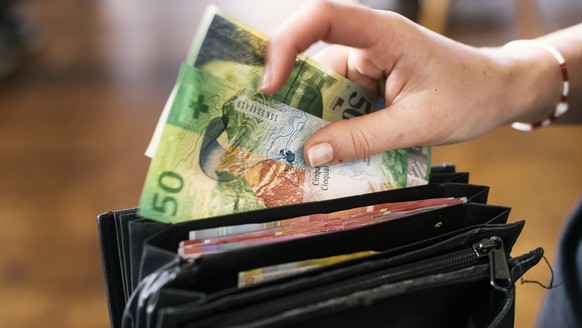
[191,6,430,184]
[189,5,379,121]
[139,66,415,223]
[147,5,383,157]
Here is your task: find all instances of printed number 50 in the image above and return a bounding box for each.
[342,92,372,119]
[152,171,184,217]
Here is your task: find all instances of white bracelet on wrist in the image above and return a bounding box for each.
[503,40,569,131]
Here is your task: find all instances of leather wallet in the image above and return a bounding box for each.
[98,170,542,328]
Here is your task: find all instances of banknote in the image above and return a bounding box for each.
[181,198,466,246]
[146,6,430,180]
[238,251,378,288]
[139,65,424,223]
[187,197,466,240]
[189,5,379,121]
[147,5,384,157]
[140,5,433,223]
[178,197,467,258]
[190,6,431,184]
[178,207,439,258]
[179,233,311,259]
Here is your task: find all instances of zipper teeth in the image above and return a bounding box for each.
[219,248,479,326]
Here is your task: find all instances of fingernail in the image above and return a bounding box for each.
[307,143,334,167]
[260,65,271,93]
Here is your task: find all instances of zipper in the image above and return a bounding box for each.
[471,236,512,291]
[207,237,513,327]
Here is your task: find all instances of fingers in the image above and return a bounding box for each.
[260,0,438,167]
[261,0,385,94]
[303,103,431,167]
[313,45,381,93]
[312,45,349,76]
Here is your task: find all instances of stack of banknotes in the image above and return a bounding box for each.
[176,197,466,286]
[139,5,431,224]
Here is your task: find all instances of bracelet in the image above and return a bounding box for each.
[503,40,569,131]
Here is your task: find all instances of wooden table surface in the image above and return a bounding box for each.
[0,1,580,327]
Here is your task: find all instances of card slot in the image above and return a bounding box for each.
[189,203,510,293]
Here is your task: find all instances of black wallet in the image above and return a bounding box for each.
[98,169,543,328]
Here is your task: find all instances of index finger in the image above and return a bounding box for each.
[261,0,390,94]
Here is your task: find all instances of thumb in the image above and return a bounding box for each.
[304,105,429,167]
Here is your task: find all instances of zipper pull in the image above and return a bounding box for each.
[473,236,513,292]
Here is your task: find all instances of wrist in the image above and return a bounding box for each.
[486,44,563,127]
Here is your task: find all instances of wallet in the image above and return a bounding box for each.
[98,168,543,328]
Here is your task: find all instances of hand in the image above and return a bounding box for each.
[261,0,561,167]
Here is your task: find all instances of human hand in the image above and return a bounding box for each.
[261,0,562,167]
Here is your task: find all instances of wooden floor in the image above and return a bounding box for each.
[0,1,580,327]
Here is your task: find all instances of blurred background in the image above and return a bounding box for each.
[0,0,580,327]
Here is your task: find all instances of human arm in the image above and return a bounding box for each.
[261,0,582,167]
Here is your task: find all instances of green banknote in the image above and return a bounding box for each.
[188,5,378,121]
[146,5,382,157]
[141,6,430,223]
[190,5,431,186]
[139,65,424,223]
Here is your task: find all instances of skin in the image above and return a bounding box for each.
[260,0,582,167]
